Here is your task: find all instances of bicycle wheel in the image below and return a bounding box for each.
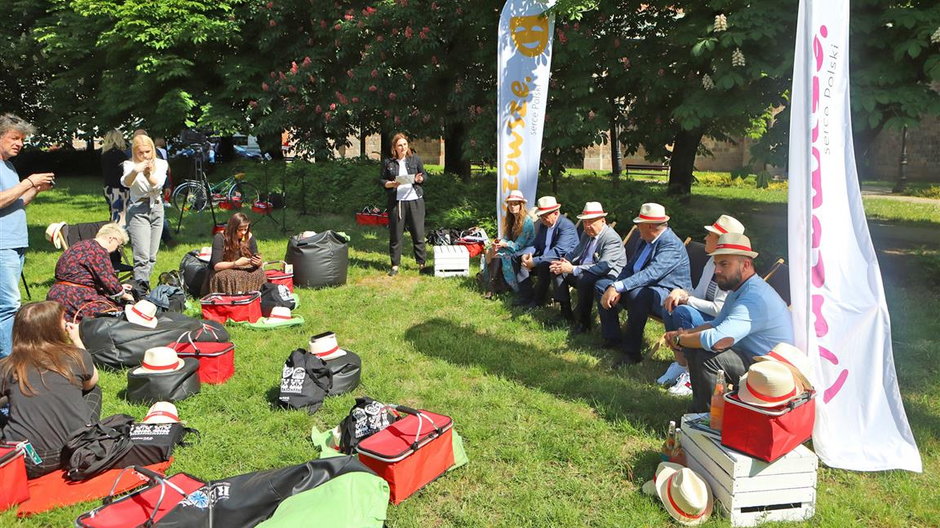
[172,181,209,212]
[227,181,261,206]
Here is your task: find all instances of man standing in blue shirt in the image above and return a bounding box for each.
[663,233,794,412]
[0,114,56,357]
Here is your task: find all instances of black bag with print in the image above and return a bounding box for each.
[338,396,400,455]
[276,349,333,414]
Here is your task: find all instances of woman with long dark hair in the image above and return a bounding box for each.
[101,129,129,223]
[207,212,265,294]
[378,133,427,276]
[0,301,101,478]
[481,190,535,298]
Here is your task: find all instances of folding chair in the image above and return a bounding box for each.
[762,258,790,306]
[51,221,134,282]
[685,240,709,288]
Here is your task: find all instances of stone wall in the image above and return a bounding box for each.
[866,115,939,181]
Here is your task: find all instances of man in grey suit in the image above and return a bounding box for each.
[599,203,692,367]
[549,202,626,333]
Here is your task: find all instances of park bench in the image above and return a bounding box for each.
[625,163,670,178]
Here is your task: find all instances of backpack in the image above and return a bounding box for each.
[148,284,186,313]
[179,250,210,298]
[61,414,136,481]
[338,397,399,455]
[259,282,296,317]
[277,349,333,414]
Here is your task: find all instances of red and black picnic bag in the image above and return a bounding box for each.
[356,406,454,504]
[721,390,816,462]
[199,291,262,323]
[264,260,294,292]
[75,466,205,528]
[168,327,235,384]
[0,443,29,510]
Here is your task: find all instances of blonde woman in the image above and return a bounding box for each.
[122,134,168,285]
[101,129,129,223]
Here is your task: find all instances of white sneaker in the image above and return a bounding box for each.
[668,371,693,396]
[657,362,687,386]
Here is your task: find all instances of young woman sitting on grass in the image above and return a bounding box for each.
[0,301,101,479]
[207,212,265,294]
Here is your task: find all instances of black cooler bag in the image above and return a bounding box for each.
[285,231,348,288]
[179,250,210,297]
[126,359,201,404]
[325,351,361,396]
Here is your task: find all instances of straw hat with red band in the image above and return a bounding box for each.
[534,196,561,216]
[309,331,348,360]
[196,246,212,262]
[633,203,670,224]
[641,461,684,496]
[654,464,713,525]
[577,201,608,220]
[45,222,67,250]
[737,361,799,408]
[704,214,745,236]
[754,342,815,391]
[142,401,180,424]
[125,300,159,329]
[504,189,527,203]
[707,232,759,258]
[133,347,185,376]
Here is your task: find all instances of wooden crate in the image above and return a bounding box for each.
[433,245,470,277]
[679,414,817,527]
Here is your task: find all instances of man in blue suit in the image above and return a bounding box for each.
[598,203,691,367]
[517,196,579,308]
[550,202,626,331]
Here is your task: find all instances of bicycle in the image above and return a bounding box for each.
[170,146,261,213]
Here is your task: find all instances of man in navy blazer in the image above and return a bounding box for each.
[549,202,626,331]
[517,196,579,308]
[598,203,691,367]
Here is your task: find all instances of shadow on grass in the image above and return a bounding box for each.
[405,317,689,430]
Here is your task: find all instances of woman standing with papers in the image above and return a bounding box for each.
[379,133,427,276]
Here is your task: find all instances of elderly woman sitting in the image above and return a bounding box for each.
[481,190,535,298]
[46,223,133,321]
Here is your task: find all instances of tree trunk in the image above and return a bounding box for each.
[609,103,622,183]
[444,121,471,181]
[667,128,704,197]
[359,125,367,159]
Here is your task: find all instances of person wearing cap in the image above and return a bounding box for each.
[549,202,625,329]
[379,132,427,276]
[517,196,578,308]
[122,134,168,286]
[598,203,691,367]
[207,212,266,294]
[0,114,56,358]
[659,215,746,392]
[481,190,535,298]
[0,301,101,478]
[663,232,794,413]
[46,223,135,321]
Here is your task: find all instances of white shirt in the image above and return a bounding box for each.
[395,158,419,201]
[121,159,168,205]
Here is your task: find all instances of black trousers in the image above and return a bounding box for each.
[388,198,426,267]
[555,271,602,327]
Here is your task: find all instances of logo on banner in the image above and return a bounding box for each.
[808,25,849,404]
[510,16,551,57]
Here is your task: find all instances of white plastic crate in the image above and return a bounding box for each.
[679,414,818,527]
[433,245,470,277]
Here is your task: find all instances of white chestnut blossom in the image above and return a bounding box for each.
[732,48,746,67]
[714,14,728,32]
[702,74,715,90]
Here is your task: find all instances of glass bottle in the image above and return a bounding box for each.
[661,420,677,461]
[710,370,727,432]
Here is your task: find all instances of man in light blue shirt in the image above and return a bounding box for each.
[0,114,56,357]
[663,233,793,412]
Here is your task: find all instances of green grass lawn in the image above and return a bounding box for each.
[3,170,939,527]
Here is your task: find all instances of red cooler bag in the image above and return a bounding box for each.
[200,292,262,323]
[168,337,235,385]
[264,261,294,292]
[75,466,204,528]
[356,407,454,504]
[0,443,29,510]
[721,390,816,462]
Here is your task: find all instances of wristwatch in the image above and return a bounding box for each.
[673,334,682,347]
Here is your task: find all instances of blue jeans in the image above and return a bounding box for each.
[0,248,25,358]
[661,304,714,332]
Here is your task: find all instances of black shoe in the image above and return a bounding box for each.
[612,354,643,369]
[418,265,433,276]
[388,267,399,277]
[602,339,623,350]
[512,296,534,307]
[570,322,590,335]
[559,303,574,321]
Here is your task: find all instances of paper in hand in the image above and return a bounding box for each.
[395,173,416,185]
